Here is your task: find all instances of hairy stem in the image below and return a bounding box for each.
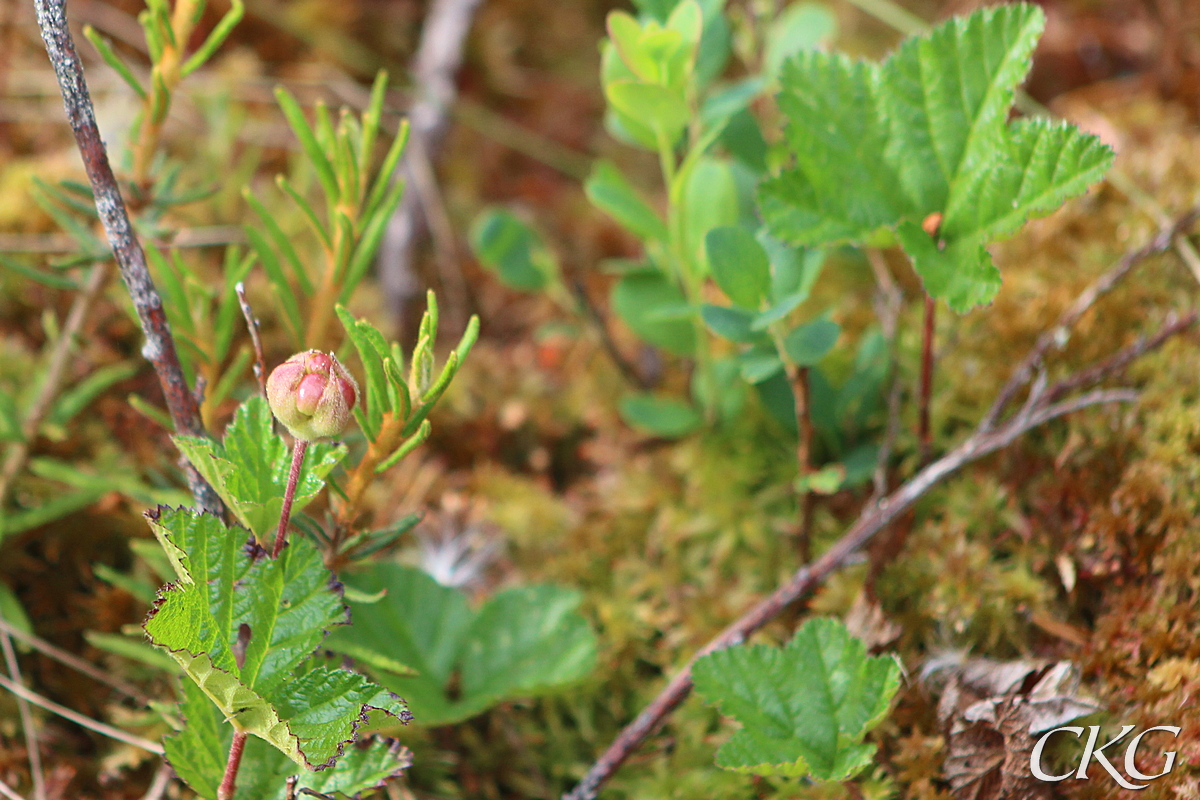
[917,293,935,461]
[33,0,222,515]
[217,731,247,800]
[273,439,309,558]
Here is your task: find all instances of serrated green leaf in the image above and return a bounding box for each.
[173,396,345,539]
[326,564,596,726]
[760,4,1113,311]
[144,507,408,769]
[166,679,411,800]
[692,617,900,780]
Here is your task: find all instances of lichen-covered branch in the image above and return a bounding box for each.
[33,0,222,515]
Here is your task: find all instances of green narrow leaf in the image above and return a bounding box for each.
[180,0,244,77]
[83,25,147,99]
[48,362,139,427]
[243,227,303,344]
[335,306,387,439]
[244,189,314,295]
[359,71,389,177]
[276,175,331,251]
[692,617,900,780]
[275,88,339,204]
[362,122,410,224]
[585,161,668,243]
[344,178,406,299]
[0,254,79,291]
[374,419,430,474]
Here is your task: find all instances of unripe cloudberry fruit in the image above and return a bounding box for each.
[266,350,358,441]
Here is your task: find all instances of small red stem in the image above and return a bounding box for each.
[217,730,247,800]
[918,294,936,461]
[272,438,309,559]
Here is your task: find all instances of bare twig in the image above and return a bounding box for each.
[982,207,1200,430]
[236,282,267,398]
[0,672,164,754]
[32,0,223,516]
[0,261,109,516]
[0,631,44,800]
[138,761,173,800]
[568,278,651,390]
[378,0,486,323]
[0,778,26,800]
[0,618,147,704]
[1043,311,1197,404]
[562,222,1197,799]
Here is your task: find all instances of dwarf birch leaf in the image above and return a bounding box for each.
[783,318,840,366]
[760,3,1113,311]
[706,226,771,308]
[174,396,345,539]
[144,507,408,770]
[692,617,900,780]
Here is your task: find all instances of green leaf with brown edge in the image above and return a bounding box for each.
[144,507,409,773]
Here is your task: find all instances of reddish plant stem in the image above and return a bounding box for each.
[217,731,247,800]
[917,294,936,462]
[32,0,222,515]
[787,365,815,562]
[273,439,309,559]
